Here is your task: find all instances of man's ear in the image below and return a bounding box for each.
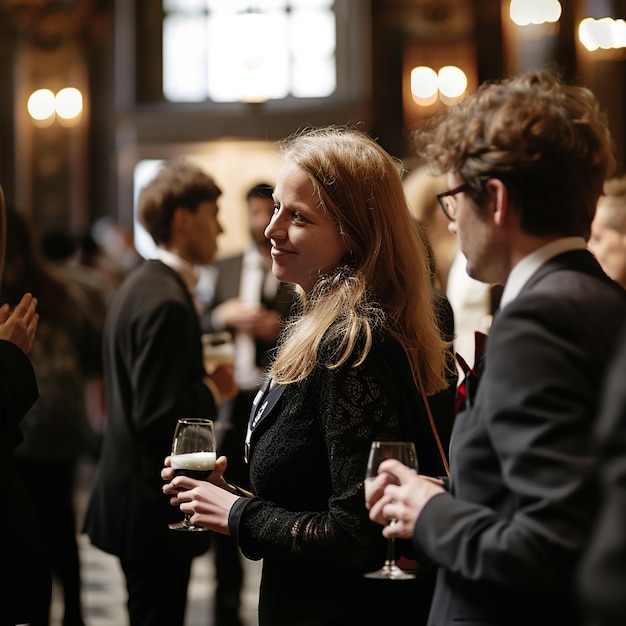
[485,178,508,226]
[172,205,191,232]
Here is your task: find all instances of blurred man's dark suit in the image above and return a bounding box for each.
[83,260,216,626]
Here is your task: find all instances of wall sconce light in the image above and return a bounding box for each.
[438,66,468,105]
[55,87,83,123]
[27,88,56,127]
[411,65,468,107]
[27,87,83,127]
[579,17,626,52]
[411,66,439,107]
[509,0,561,26]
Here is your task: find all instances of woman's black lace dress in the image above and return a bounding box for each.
[228,331,448,625]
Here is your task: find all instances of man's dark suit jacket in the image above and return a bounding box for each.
[202,252,294,372]
[83,260,215,559]
[413,249,626,626]
[578,323,626,626]
[2,340,52,625]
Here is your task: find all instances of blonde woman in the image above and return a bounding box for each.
[163,126,451,625]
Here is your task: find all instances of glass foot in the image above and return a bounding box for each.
[168,519,209,532]
[364,562,416,580]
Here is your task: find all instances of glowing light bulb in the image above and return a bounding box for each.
[579,17,626,51]
[55,87,83,120]
[438,66,467,100]
[27,89,55,121]
[411,66,438,107]
[510,0,561,26]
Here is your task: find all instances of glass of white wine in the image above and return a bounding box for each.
[364,440,418,580]
[168,418,216,532]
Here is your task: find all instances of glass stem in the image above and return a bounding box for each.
[385,538,396,567]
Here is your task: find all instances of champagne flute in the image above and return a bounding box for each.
[364,440,418,580]
[168,418,216,532]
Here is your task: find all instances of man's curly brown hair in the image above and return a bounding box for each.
[413,71,615,239]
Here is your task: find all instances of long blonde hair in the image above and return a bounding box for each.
[269,126,449,396]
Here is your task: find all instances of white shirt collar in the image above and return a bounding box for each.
[151,247,199,294]
[499,237,587,309]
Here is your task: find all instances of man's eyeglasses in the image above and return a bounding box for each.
[436,183,468,221]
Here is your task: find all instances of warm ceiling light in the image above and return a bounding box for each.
[510,0,561,26]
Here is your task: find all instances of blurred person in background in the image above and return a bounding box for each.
[83,160,237,626]
[588,174,626,289]
[2,206,88,626]
[0,186,50,626]
[91,216,142,286]
[578,180,626,626]
[403,165,457,293]
[41,228,109,457]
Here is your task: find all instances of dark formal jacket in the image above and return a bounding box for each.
[228,329,449,626]
[414,249,626,626]
[1,339,52,625]
[578,322,626,626]
[83,260,215,559]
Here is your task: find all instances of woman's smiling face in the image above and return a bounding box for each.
[265,160,347,293]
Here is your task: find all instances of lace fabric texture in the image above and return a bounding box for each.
[238,332,425,569]
[229,330,445,624]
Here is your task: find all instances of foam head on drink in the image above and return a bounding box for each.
[171,451,216,480]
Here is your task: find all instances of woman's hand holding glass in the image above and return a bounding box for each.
[366,458,446,540]
[167,418,218,531]
[162,453,240,535]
